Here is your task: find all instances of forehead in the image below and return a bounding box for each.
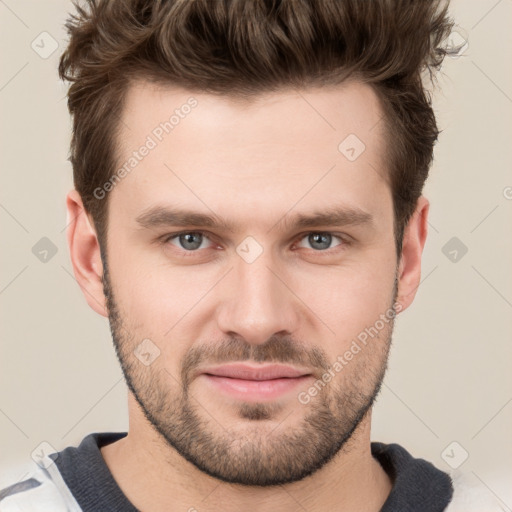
[108,80,391,230]
[119,79,385,152]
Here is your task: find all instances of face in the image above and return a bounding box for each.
[98,80,401,486]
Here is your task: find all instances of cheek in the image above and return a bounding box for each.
[291,260,396,358]
[108,249,205,334]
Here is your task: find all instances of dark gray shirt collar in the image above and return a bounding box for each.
[53,432,453,512]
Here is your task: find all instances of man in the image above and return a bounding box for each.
[0,0,499,510]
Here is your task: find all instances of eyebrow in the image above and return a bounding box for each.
[135,205,373,233]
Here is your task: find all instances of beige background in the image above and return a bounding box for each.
[1,0,511,506]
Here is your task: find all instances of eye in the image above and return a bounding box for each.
[164,231,214,252]
[295,232,345,252]
[161,230,347,256]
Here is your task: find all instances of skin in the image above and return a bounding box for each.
[66,80,429,512]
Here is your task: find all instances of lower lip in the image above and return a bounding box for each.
[202,374,313,401]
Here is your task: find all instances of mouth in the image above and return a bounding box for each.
[198,363,314,401]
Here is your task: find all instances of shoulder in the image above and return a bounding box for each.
[445,471,505,512]
[0,454,81,512]
[0,432,126,512]
[372,442,506,511]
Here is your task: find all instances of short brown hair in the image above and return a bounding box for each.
[59,0,456,255]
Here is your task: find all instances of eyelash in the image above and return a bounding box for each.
[160,230,350,257]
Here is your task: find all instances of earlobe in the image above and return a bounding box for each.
[66,189,108,317]
[396,196,429,312]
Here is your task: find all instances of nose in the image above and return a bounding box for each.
[216,248,300,346]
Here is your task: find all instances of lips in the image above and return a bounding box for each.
[200,363,311,381]
[198,363,314,402]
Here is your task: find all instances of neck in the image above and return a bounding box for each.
[100,397,392,512]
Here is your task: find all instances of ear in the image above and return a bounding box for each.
[66,189,107,317]
[396,196,429,312]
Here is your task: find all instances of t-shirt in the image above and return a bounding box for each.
[0,431,486,511]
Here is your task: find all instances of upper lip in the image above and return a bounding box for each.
[200,364,312,381]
